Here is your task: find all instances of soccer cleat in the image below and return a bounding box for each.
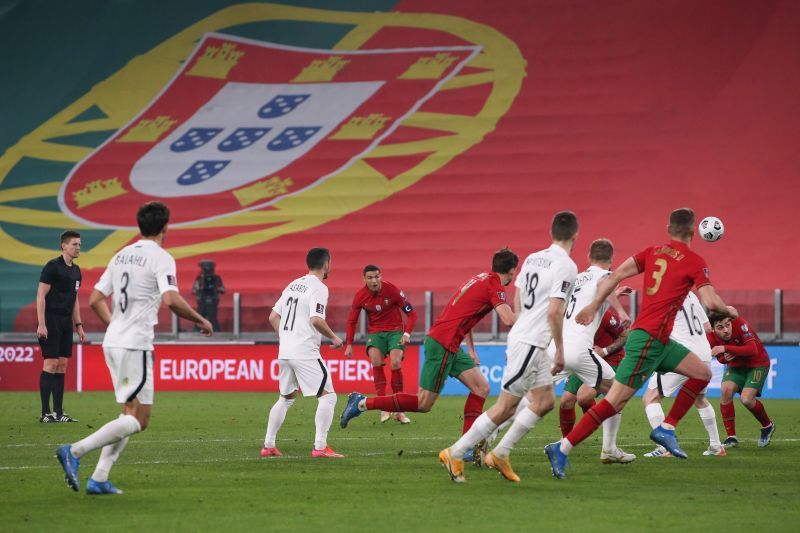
[650,426,688,459]
[643,445,673,458]
[439,448,465,483]
[54,413,79,423]
[340,392,365,428]
[484,451,520,483]
[600,448,636,464]
[380,411,391,423]
[544,442,569,480]
[722,436,739,449]
[311,447,344,458]
[702,445,727,457]
[260,446,283,457]
[39,413,58,423]
[86,478,123,495]
[394,412,411,424]
[758,422,776,448]
[55,444,80,492]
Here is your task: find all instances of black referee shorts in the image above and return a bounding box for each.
[38,314,73,359]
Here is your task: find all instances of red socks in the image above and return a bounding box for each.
[462,393,486,434]
[390,368,403,394]
[565,398,617,446]
[365,393,419,413]
[559,406,576,437]
[747,400,772,427]
[372,365,387,396]
[664,378,708,427]
[720,402,736,436]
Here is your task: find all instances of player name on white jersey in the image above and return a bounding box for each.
[563,265,611,351]
[274,274,329,359]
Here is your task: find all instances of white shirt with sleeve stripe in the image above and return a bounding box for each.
[94,239,178,351]
[273,274,329,359]
[508,244,577,348]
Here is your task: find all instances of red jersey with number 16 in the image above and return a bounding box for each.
[428,272,507,353]
[631,240,711,343]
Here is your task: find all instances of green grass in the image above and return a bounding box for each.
[1,392,799,532]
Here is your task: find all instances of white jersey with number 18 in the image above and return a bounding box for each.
[274,274,329,360]
[94,239,178,351]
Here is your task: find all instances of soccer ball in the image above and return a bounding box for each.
[699,216,724,242]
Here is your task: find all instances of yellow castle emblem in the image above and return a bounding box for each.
[331,114,391,140]
[399,53,458,79]
[117,115,177,143]
[186,42,244,79]
[73,178,127,209]
[233,176,294,207]
[292,56,350,83]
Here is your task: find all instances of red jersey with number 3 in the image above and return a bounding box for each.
[594,309,626,366]
[706,317,771,368]
[632,240,711,343]
[345,281,417,344]
[428,272,507,352]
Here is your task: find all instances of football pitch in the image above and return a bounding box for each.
[1,392,798,532]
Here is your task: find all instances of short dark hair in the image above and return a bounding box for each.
[668,207,695,238]
[589,238,614,262]
[306,247,331,270]
[137,202,170,237]
[708,311,728,327]
[60,230,80,245]
[492,248,519,274]
[363,264,380,276]
[552,211,579,241]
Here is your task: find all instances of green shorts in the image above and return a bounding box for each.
[563,362,620,395]
[723,366,769,397]
[366,331,405,356]
[614,329,690,390]
[419,336,476,393]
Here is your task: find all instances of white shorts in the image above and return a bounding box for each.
[104,347,154,405]
[647,363,710,397]
[501,340,553,397]
[278,358,335,397]
[552,345,615,390]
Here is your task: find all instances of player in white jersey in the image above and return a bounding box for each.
[56,202,212,494]
[550,239,635,464]
[642,291,725,457]
[439,211,578,483]
[261,247,345,459]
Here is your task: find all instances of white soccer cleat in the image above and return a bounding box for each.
[600,448,636,464]
[394,412,411,424]
[643,445,673,458]
[702,445,727,457]
[380,411,391,423]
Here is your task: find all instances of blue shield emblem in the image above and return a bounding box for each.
[177,160,231,185]
[267,127,322,151]
[258,94,310,118]
[218,127,271,152]
[170,128,223,152]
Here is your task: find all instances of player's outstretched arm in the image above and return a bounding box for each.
[697,285,737,318]
[495,303,516,327]
[575,257,639,325]
[163,291,213,335]
[89,288,112,327]
[310,316,343,348]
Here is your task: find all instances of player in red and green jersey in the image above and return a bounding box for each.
[340,249,518,433]
[558,307,630,437]
[545,208,735,479]
[707,312,775,448]
[344,265,417,424]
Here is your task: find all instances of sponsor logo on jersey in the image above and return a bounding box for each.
[497,291,506,301]
[561,281,570,293]
[167,275,177,286]
[316,303,325,314]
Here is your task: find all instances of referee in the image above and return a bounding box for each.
[36,230,85,423]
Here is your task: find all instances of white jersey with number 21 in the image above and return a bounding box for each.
[274,274,329,360]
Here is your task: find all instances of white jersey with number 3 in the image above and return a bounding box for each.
[508,244,577,348]
[274,274,329,359]
[563,265,612,352]
[94,239,178,351]
[669,291,711,362]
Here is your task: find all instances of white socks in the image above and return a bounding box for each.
[495,395,530,433]
[264,396,295,447]
[71,414,141,458]
[492,407,540,459]
[314,393,337,450]
[645,403,665,429]
[92,436,129,482]
[697,404,722,447]
[602,413,622,451]
[451,413,498,459]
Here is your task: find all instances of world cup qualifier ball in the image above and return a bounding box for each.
[699,216,724,242]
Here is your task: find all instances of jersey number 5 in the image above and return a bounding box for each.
[646,258,668,296]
